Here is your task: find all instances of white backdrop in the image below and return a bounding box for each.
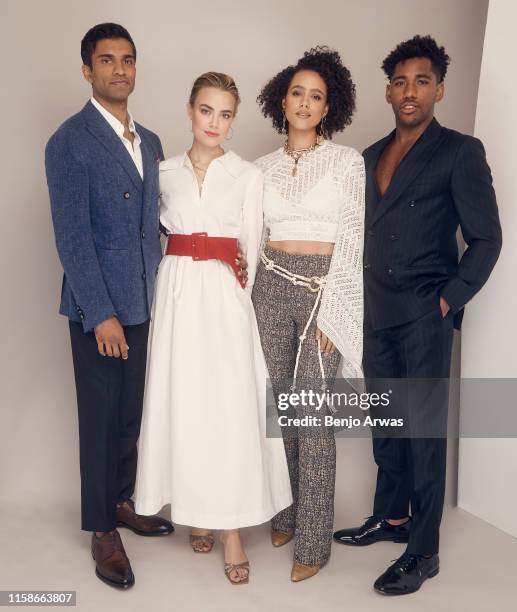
[0,0,488,526]
[458,0,517,537]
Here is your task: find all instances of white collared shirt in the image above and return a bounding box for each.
[158,150,264,292]
[90,96,144,179]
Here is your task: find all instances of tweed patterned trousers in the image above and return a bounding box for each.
[252,246,341,565]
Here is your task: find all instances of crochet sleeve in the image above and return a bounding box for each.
[316,150,365,387]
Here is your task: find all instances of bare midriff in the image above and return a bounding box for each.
[267,240,335,256]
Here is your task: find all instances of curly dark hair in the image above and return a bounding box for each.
[382,35,451,82]
[257,45,356,138]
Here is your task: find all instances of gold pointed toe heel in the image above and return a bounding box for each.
[271,529,294,547]
[224,561,250,585]
[290,561,322,582]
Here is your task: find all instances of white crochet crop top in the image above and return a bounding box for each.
[255,140,360,242]
[254,140,366,386]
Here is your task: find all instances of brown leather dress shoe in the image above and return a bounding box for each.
[116,499,174,536]
[91,530,135,589]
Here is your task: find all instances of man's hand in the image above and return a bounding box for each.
[236,249,248,287]
[439,296,451,318]
[94,316,129,359]
[316,327,336,354]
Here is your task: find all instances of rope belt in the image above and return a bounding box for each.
[261,251,328,392]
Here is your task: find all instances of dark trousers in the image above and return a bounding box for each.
[68,319,150,532]
[363,306,454,555]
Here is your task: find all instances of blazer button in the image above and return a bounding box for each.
[142,272,146,280]
[124,192,130,199]
[364,263,371,270]
[409,200,415,207]
[141,230,146,239]
[387,268,394,276]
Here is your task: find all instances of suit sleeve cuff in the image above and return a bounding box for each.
[81,309,117,334]
[440,278,468,314]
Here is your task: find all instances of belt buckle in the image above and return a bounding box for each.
[191,232,208,261]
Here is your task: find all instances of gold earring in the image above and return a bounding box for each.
[319,115,327,139]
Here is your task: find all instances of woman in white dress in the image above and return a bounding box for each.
[134,72,292,585]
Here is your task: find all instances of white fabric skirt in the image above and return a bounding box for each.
[134,254,292,529]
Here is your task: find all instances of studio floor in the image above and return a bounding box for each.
[1,504,515,612]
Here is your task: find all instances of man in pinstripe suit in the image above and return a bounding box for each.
[334,35,502,595]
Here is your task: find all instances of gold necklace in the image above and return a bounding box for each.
[192,162,208,173]
[284,137,323,177]
[188,148,224,179]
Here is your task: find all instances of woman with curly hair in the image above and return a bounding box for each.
[252,46,365,581]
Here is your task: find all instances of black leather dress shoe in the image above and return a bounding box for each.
[374,553,439,596]
[333,515,411,546]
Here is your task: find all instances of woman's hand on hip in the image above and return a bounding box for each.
[316,327,335,354]
[236,249,248,286]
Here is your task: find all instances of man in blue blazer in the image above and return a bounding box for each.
[333,36,502,595]
[45,23,174,589]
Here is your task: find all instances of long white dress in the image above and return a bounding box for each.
[134,150,292,529]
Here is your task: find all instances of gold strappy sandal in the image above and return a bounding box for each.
[224,561,250,585]
[189,531,214,553]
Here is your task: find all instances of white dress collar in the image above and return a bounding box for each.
[160,149,243,177]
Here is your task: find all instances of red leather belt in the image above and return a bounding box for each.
[165,232,244,288]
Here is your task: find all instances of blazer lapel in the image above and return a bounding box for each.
[364,133,393,227]
[139,132,159,220]
[370,118,443,227]
[82,101,143,193]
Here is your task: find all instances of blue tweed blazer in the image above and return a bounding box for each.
[45,100,164,332]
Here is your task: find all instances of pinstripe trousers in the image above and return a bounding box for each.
[364,306,454,555]
[252,246,341,565]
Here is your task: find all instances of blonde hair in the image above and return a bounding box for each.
[189,71,241,113]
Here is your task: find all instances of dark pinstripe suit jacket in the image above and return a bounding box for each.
[363,117,502,331]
